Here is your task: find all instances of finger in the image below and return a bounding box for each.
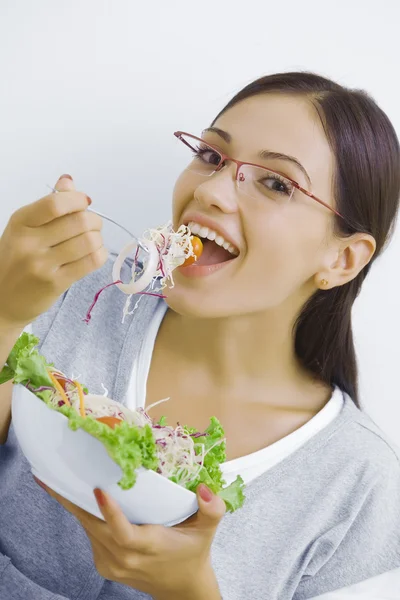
[54,174,76,192]
[48,230,104,267]
[94,489,149,550]
[193,485,226,534]
[57,246,109,286]
[15,191,91,227]
[40,210,103,248]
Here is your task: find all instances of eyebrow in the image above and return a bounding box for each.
[203,126,312,187]
[203,126,232,143]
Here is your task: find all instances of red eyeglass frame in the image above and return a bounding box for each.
[174,131,344,220]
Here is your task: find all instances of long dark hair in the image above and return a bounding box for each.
[212,72,400,408]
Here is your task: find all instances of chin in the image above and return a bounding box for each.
[163,255,255,318]
[164,288,221,319]
[163,279,246,319]
[162,283,225,318]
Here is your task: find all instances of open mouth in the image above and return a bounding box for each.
[177,220,240,278]
[185,221,240,267]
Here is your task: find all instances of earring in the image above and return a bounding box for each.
[320,279,329,287]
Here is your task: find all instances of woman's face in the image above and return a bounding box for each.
[167,93,337,319]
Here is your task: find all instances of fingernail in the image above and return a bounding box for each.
[94,488,106,507]
[58,174,73,180]
[198,484,213,502]
[86,195,92,206]
[33,475,47,491]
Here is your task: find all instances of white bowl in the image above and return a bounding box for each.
[11,384,198,526]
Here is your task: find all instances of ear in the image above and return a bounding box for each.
[315,233,376,290]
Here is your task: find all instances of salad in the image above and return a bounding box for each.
[121,221,203,290]
[85,221,203,323]
[1,333,245,512]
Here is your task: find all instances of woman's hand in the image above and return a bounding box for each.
[0,175,107,328]
[35,478,225,600]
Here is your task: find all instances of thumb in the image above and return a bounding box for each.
[54,174,75,192]
[195,484,226,533]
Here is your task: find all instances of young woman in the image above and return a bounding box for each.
[1,72,400,600]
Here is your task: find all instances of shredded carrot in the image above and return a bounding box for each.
[48,371,71,407]
[74,380,86,418]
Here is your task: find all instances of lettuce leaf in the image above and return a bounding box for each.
[0,365,14,385]
[14,353,54,388]
[0,332,53,388]
[59,404,158,489]
[180,417,245,512]
[218,475,245,512]
[7,332,40,371]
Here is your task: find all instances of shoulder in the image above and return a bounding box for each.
[292,395,400,597]
[339,393,400,473]
[313,393,400,506]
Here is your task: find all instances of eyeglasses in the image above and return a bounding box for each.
[174,131,344,220]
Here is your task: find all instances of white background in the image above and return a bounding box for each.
[1,0,399,441]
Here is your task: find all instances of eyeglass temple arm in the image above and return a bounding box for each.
[175,133,198,154]
[298,185,344,220]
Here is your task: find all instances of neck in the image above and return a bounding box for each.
[159,303,328,410]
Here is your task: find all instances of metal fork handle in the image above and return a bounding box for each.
[47,184,149,253]
[87,208,149,253]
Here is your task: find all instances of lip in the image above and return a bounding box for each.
[178,259,236,278]
[181,212,240,253]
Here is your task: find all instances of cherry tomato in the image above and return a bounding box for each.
[96,416,123,429]
[182,236,203,267]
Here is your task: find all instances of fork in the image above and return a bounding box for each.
[47,185,149,253]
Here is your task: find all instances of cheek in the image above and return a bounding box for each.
[172,171,193,227]
[244,208,327,287]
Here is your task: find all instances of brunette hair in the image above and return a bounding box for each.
[212,72,400,407]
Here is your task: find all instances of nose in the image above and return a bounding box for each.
[194,163,239,214]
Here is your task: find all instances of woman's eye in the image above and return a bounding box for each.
[195,147,221,166]
[261,177,292,195]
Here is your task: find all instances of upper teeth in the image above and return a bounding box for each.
[188,221,239,256]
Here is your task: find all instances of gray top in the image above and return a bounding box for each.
[1,260,400,600]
